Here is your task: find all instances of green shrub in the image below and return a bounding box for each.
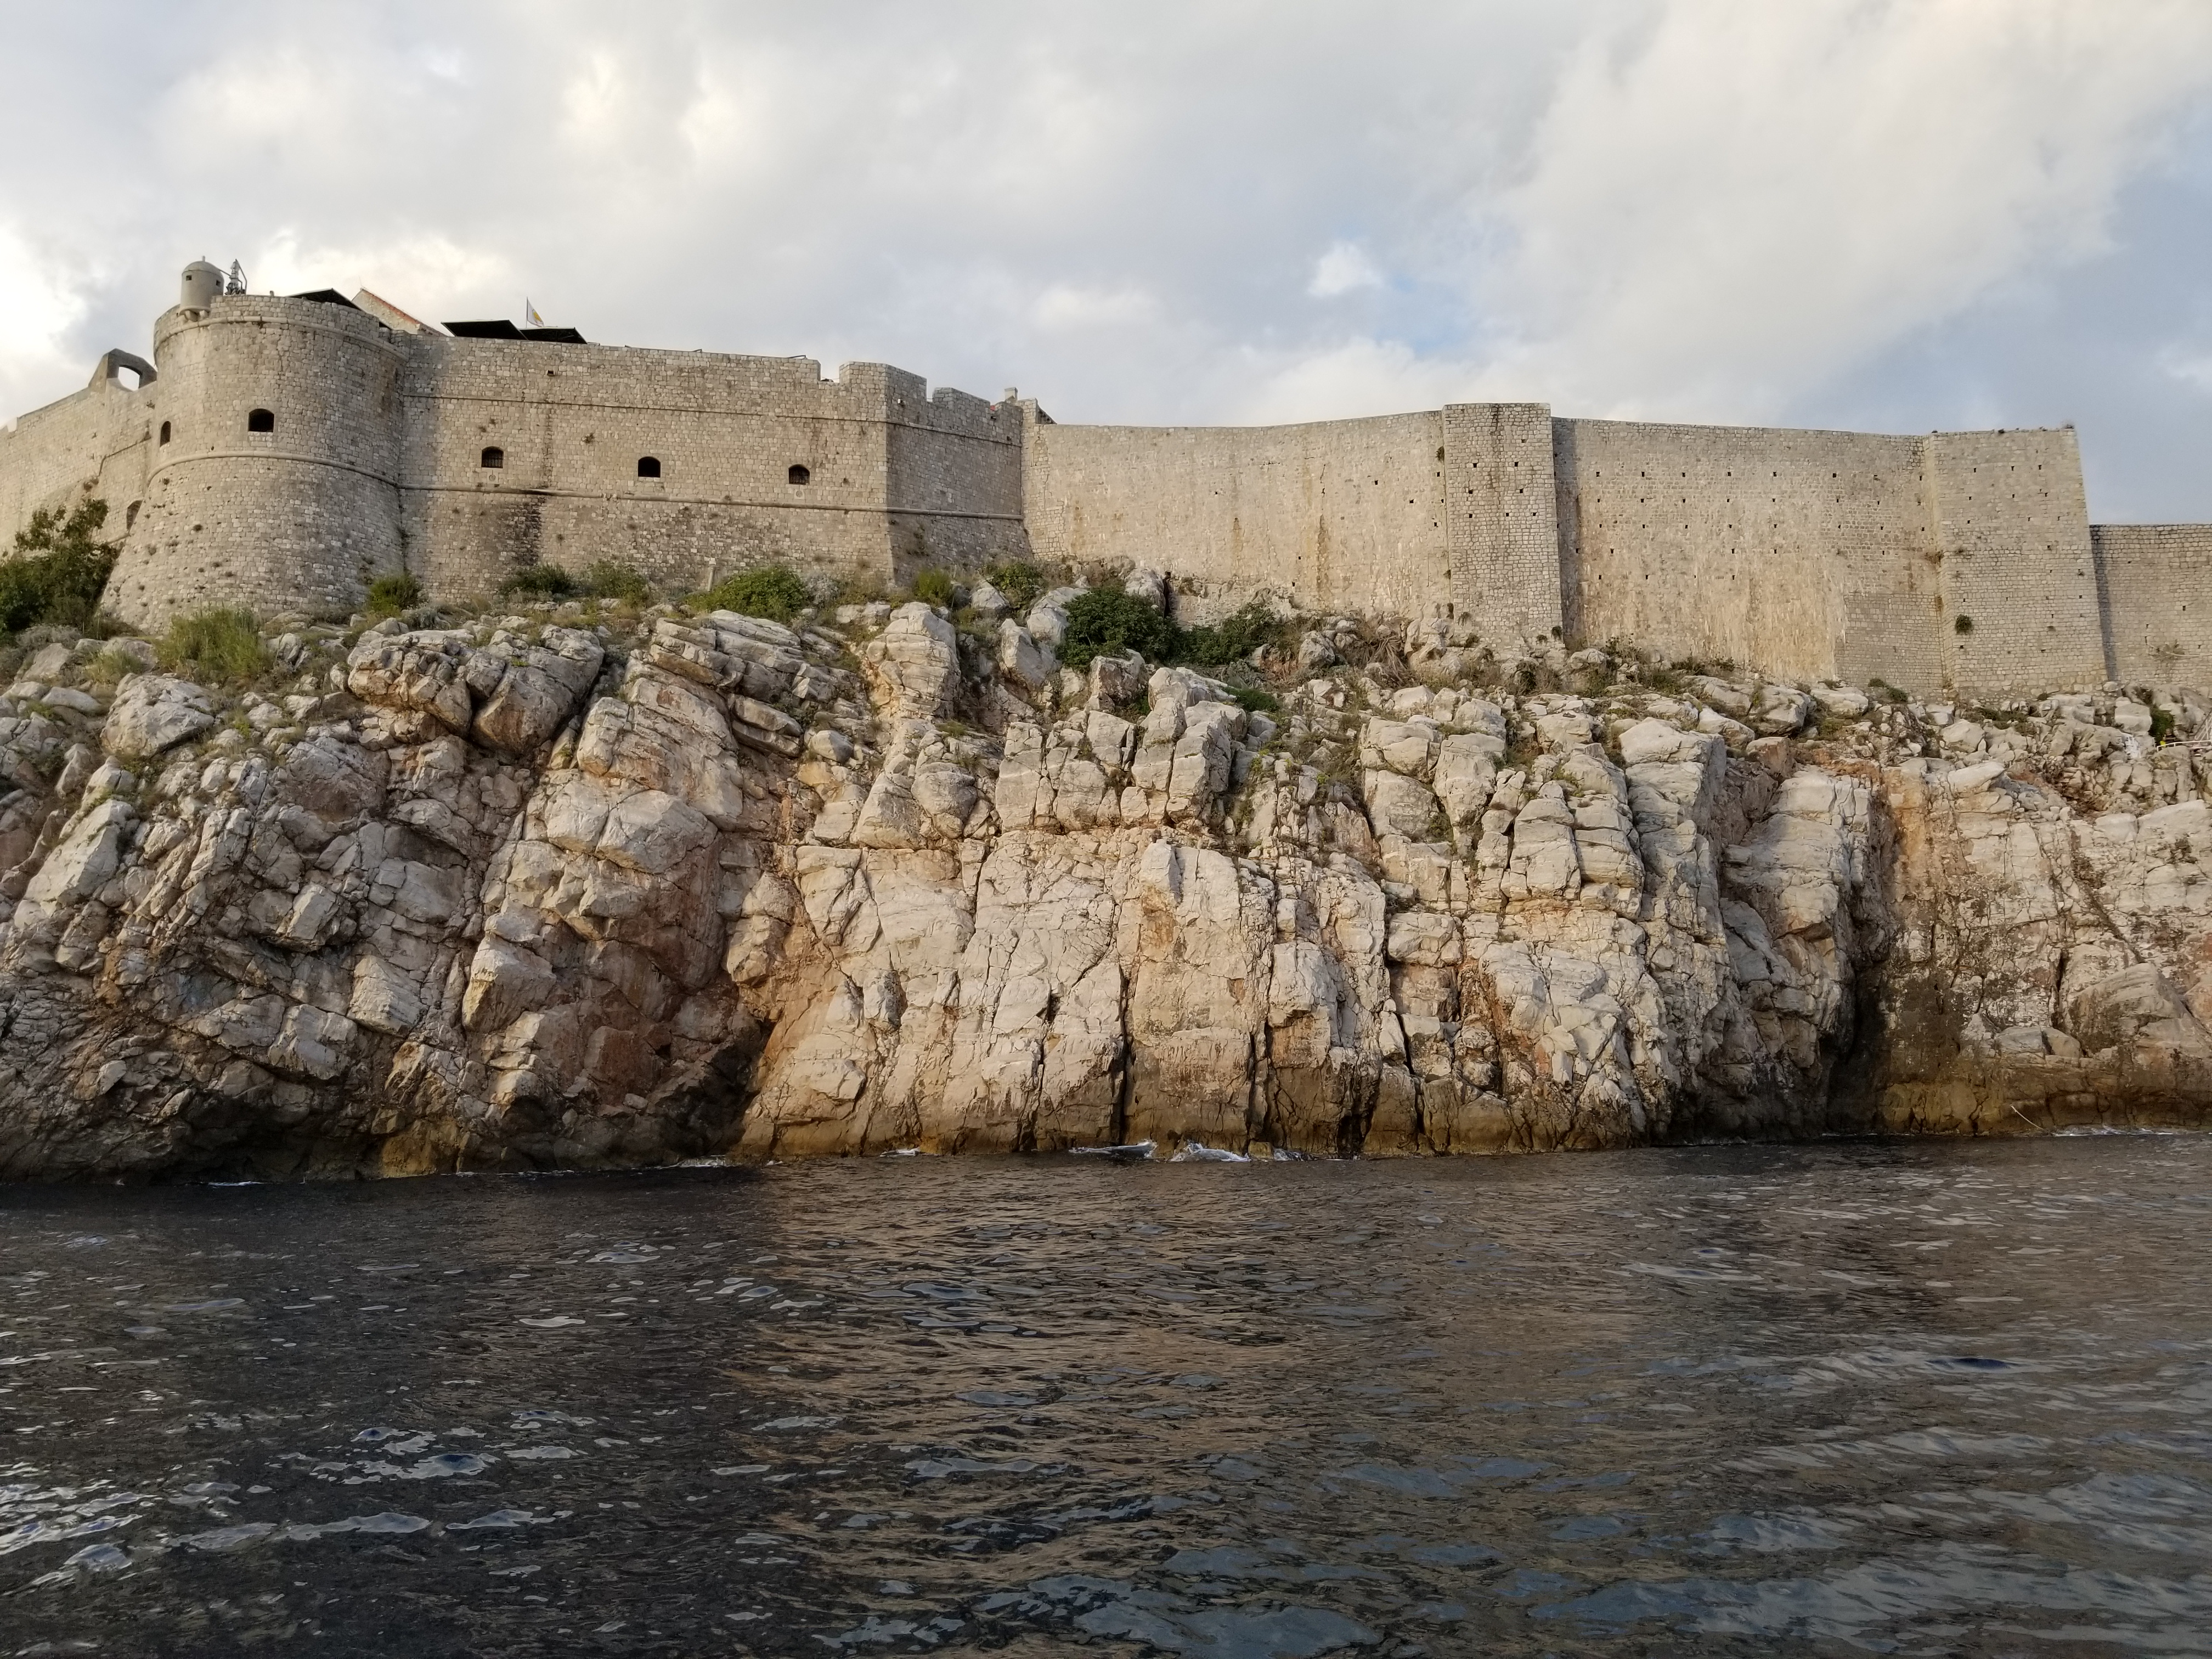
[582,561,653,605]
[911,567,956,608]
[1176,600,1286,667]
[2152,706,2176,744]
[1059,588,1173,670]
[698,564,811,623]
[984,560,1047,612]
[0,499,118,636]
[161,607,269,686]
[500,563,577,602]
[1231,685,1282,715]
[366,572,423,617]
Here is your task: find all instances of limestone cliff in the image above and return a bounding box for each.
[1,595,2208,1179]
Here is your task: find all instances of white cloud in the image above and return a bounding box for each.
[2160,346,2212,396]
[2,1,2212,512]
[0,225,92,422]
[250,230,514,320]
[1031,283,1158,331]
[1308,240,1384,298]
[1234,337,1475,424]
[1478,0,2212,419]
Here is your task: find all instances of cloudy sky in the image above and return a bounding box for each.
[5,0,2212,517]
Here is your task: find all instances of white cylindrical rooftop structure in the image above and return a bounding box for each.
[179,259,224,311]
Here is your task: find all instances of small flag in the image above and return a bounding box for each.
[526,298,544,328]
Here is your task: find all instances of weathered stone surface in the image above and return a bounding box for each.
[1,614,2210,1181]
[101,675,215,762]
[347,627,602,754]
[862,604,960,714]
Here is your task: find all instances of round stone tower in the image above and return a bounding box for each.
[104,269,408,629]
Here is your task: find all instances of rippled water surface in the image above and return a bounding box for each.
[4,1137,2212,1657]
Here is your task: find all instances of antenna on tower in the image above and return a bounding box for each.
[225,261,247,296]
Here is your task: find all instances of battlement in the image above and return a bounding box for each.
[2,263,2207,697]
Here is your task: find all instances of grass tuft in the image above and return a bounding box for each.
[161,607,269,686]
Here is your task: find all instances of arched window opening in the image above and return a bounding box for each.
[788,463,811,486]
[246,408,275,434]
[636,455,662,479]
[481,446,505,470]
[125,501,141,529]
[158,421,171,445]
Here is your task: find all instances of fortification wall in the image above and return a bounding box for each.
[1444,403,1561,647]
[107,297,406,627]
[0,379,155,552]
[2093,524,2212,691]
[1023,411,1446,622]
[1926,428,2105,698]
[1556,418,1932,687]
[882,370,1026,582]
[399,341,904,601]
[4,273,2203,704]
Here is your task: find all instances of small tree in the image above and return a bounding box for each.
[0,499,119,635]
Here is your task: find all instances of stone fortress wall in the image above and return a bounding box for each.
[3,263,2209,699]
[1017,409,1452,623]
[398,348,1026,605]
[2092,524,2212,688]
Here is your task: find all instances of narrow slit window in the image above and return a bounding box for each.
[158,420,171,445]
[481,446,505,470]
[637,455,661,478]
[246,408,275,434]
[788,463,811,486]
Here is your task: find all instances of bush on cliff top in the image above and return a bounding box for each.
[365,572,423,618]
[1059,587,1173,670]
[581,560,653,606]
[984,560,1046,612]
[161,606,269,686]
[697,564,811,624]
[1176,600,1289,667]
[1,499,119,637]
[499,564,577,602]
[910,567,957,608]
[498,561,654,607]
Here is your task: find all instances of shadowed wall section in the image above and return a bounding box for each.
[2094,525,2212,690]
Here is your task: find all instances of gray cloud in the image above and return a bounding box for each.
[5,0,2212,517]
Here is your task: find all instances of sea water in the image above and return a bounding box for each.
[3,1136,2209,1656]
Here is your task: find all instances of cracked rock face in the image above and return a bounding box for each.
[1,601,2210,1180]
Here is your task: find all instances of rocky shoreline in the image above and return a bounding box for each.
[2,581,2209,1180]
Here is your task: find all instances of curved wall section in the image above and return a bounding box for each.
[108,297,405,627]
